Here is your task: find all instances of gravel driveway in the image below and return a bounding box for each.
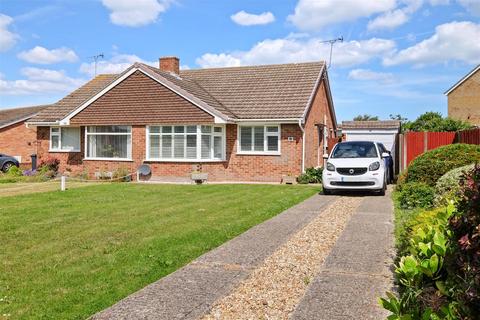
[92,189,394,320]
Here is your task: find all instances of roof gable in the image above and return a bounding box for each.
[69,70,214,125]
[444,64,480,95]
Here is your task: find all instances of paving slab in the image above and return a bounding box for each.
[291,191,395,320]
[92,193,336,320]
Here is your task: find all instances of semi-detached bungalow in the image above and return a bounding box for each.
[26,57,337,183]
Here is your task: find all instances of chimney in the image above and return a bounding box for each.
[159,56,179,74]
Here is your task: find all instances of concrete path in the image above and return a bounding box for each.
[291,192,395,319]
[93,194,337,319]
[92,190,395,320]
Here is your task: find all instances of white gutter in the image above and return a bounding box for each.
[298,119,305,173]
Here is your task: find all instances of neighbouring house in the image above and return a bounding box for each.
[341,120,401,173]
[26,57,337,183]
[0,105,49,166]
[445,64,480,126]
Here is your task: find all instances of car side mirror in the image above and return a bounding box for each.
[323,154,329,159]
[381,152,390,158]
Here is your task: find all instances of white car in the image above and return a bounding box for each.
[322,141,390,195]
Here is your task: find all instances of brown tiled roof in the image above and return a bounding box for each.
[29,74,119,123]
[180,62,324,119]
[0,105,49,128]
[341,120,401,130]
[28,61,326,123]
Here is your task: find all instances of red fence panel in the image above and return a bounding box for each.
[405,132,425,166]
[457,128,480,145]
[427,132,456,149]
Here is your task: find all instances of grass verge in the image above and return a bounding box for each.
[0,183,318,319]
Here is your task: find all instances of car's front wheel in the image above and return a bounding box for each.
[2,162,15,173]
[377,176,387,196]
[323,187,332,195]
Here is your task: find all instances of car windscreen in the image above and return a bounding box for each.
[331,142,378,158]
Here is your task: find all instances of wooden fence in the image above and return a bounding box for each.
[399,128,480,171]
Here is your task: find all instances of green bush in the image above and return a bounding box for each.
[398,182,435,209]
[112,167,131,182]
[297,167,322,184]
[434,163,475,206]
[406,144,480,187]
[6,165,22,176]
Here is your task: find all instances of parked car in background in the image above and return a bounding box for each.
[0,154,20,172]
[322,141,390,195]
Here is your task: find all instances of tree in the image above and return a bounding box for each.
[353,114,379,121]
[405,111,472,132]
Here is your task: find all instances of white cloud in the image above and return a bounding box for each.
[17,46,78,64]
[457,0,480,15]
[368,0,424,31]
[368,9,409,30]
[348,69,395,83]
[287,0,396,31]
[196,37,396,68]
[384,21,480,66]
[0,14,18,52]
[101,0,171,27]
[0,67,85,96]
[231,11,275,26]
[79,53,156,76]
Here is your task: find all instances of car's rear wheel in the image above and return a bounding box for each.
[2,162,14,173]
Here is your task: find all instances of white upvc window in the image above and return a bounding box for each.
[49,127,81,152]
[85,126,132,161]
[146,125,225,161]
[238,124,281,155]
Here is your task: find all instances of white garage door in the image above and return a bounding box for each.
[345,133,396,151]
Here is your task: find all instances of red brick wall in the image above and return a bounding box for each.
[36,124,303,182]
[0,121,37,165]
[303,78,335,169]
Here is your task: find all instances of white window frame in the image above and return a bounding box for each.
[49,126,81,152]
[237,124,281,155]
[145,124,226,162]
[84,126,133,161]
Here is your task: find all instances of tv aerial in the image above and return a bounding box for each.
[320,37,343,68]
[89,53,104,77]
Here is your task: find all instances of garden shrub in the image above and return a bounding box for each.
[406,144,480,187]
[297,167,322,184]
[434,163,475,206]
[446,164,480,317]
[39,157,60,173]
[398,182,435,209]
[6,165,22,177]
[112,167,131,182]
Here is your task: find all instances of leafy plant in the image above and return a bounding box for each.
[39,157,60,173]
[446,164,480,317]
[112,167,131,182]
[405,144,480,187]
[402,112,472,132]
[398,182,435,209]
[297,167,323,184]
[6,165,22,177]
[434,164,475,206]
[353,114,379,121]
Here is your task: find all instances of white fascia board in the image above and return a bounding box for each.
[234,118,300,124]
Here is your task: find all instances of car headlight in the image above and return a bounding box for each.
[326,162,335,171]
[369,161,380,171]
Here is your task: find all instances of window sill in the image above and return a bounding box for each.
[236,151,281,156]
[144,158,226,163]
[49,149,81,153]
[83,158,133,162]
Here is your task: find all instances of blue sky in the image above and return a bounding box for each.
[0,0,479,122]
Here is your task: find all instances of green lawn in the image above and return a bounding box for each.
[0,183,318,319]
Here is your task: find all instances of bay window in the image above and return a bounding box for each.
[238,125,280,154]
[49,127,80,152]
[86,126,132,160]
[147,125,225,161]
